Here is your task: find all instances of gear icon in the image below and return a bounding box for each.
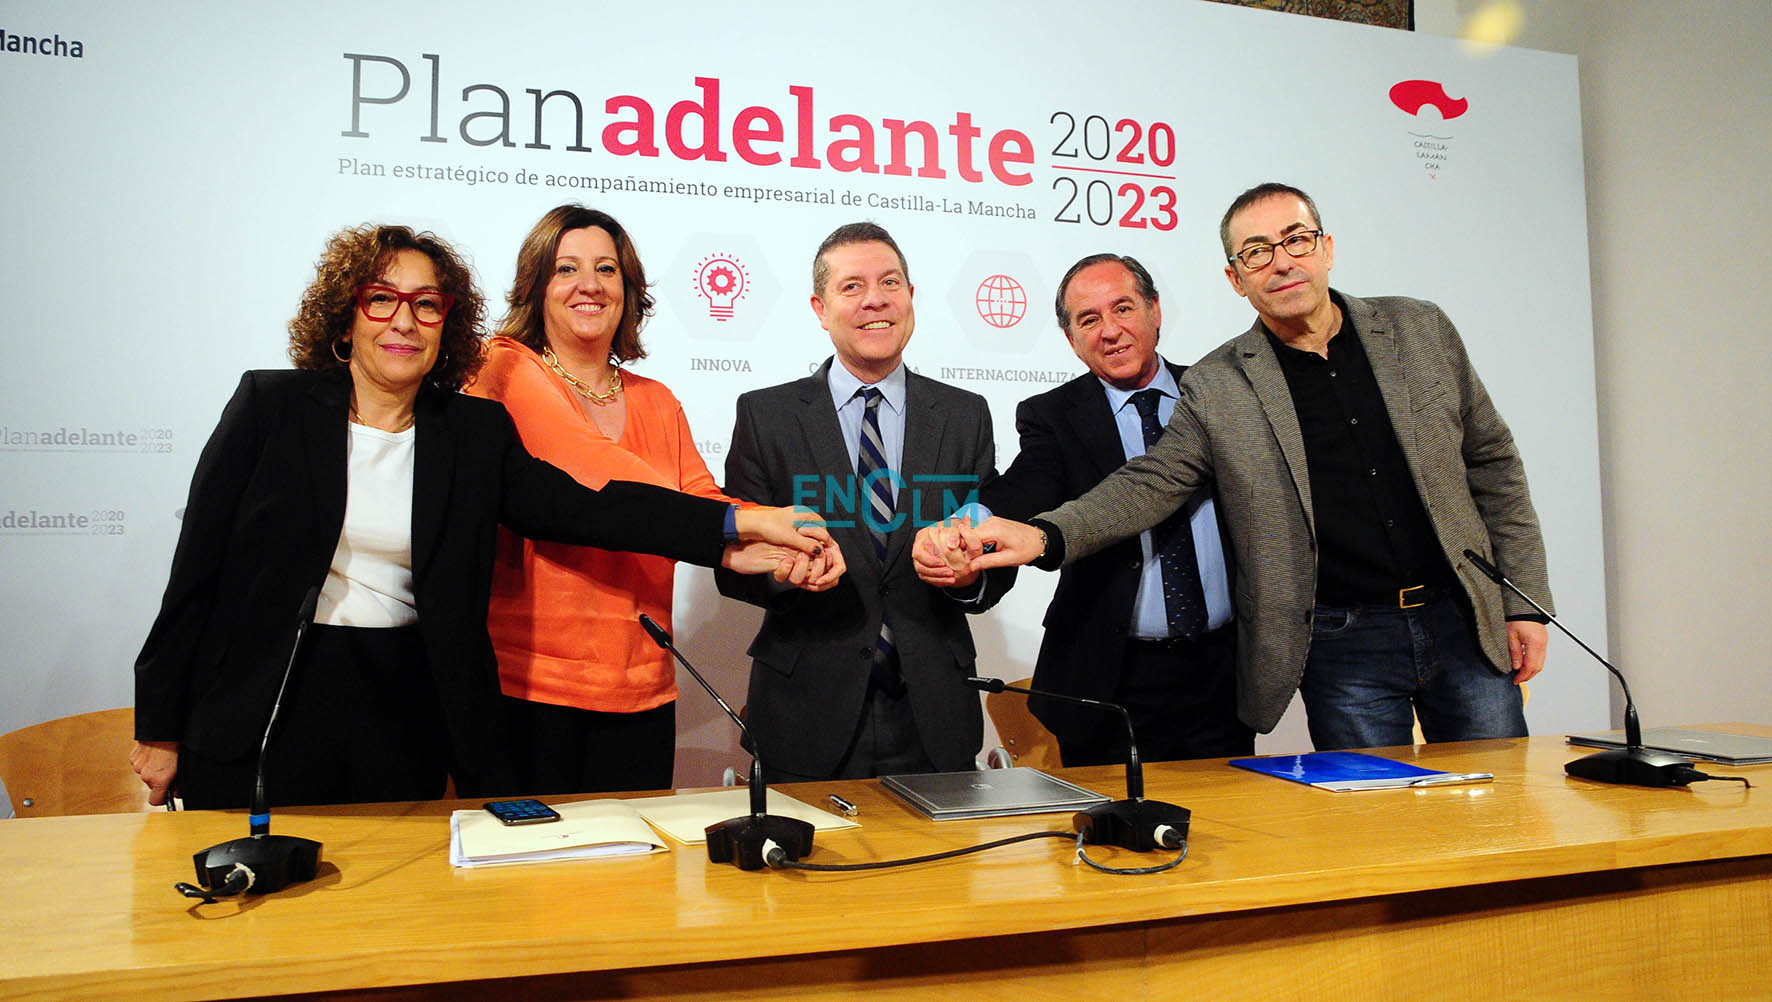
[705,265,738,295]
[693,253,751,323]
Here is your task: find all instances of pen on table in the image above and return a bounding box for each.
[828,794,859,817]
[1408,772,1494,788]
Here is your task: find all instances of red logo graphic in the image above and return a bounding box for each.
[1389,80,1468,121]
[975,274,1027,329]
[693,254,749,322]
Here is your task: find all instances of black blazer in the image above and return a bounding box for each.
[981,361,1229,747]
[134,370,726,792]
[715,360,1015,776]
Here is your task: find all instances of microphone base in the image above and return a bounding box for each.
[1074,798,1191,853]
[192,834,322,896]
[1565,747,1696,788]
[706,814,815,871]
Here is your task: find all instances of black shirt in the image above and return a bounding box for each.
[1265,295,1454,605]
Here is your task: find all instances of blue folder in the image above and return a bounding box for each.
[1229,752,1492,791]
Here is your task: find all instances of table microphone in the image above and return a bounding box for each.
[175,586,325,902]
[639,614,814,871]
[967,677,1189,852]
[1461,549,1700,788]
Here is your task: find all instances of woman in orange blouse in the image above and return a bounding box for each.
[469,205,796,793]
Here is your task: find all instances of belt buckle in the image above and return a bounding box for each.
[1398,584,1427,609]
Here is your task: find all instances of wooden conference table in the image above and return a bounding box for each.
[2,728,1769,1002]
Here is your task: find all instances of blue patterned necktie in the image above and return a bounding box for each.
[1130,389,1208,639]
[855,388,903,694]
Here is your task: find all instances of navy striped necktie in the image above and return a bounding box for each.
[856,388,894,559]
[855,387,903,694]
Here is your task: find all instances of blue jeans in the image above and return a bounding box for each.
[1298,594,1526,751]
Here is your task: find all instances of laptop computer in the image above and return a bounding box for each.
[1565,727,1772,765]
[880,767,1109,821]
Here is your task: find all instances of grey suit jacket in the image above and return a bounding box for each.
[1041,293,1552,732]
[716,359,1013,776]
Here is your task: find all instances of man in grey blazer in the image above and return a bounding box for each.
[716,222,1013,781]
[969,183,1552,751]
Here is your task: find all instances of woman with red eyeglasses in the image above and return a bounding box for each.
[128,224,841,810]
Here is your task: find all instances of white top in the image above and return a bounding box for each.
[316,422,418,628]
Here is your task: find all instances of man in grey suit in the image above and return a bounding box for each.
[716,222,1013,782]
[968,183,1552,751]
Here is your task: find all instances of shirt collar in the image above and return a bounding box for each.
[1263,290,1354,359]
[1099,356,1177,413]
[827,357,908,414]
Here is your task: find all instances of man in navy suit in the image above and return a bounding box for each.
[916,254,1250,765]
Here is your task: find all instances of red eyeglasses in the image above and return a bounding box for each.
[356,285,454,326]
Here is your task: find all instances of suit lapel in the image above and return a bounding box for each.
[796,362,878,574]
[302,377,350,551]
[1344,295,1419,462]
[410,388,455,589]
[1070,376,1128,480]
[893,371,944,570]
[1234,322,1316,539]
[1078,358,1191,476]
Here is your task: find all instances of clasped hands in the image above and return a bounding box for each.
[912,515,1047,589]
[729,505,1052,593]
[724,505,847,591]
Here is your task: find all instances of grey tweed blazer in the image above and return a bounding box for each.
[1041,292,1552,732]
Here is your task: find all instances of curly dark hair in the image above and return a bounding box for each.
[287,224,487,391]
[497,204,652,364]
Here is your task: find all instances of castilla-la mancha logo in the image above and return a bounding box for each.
[1389,80,1466,181]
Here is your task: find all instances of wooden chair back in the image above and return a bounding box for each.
[0,708,151,817]
[984,680,1064,771]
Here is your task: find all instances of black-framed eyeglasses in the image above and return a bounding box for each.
[1228,230,1324,270]
[356,285,453,326]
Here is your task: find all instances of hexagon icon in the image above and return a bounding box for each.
[944,250,1049,353]
[663,234,781,343]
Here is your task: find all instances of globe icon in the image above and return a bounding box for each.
[975,274,1027,329]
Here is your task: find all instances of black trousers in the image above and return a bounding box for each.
[507,697,677,795]
[1058,625,1253,767]
[178,624,453,809]
[764,675,937,784]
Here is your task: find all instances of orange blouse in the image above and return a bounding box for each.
[466,337,738,713]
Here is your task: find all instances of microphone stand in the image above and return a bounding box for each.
[177,587,325,902]
[968,677,1189,852]
[640,614,814,870]
[1462,549,1696,788]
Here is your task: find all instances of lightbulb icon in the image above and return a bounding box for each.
[694,254,749,322]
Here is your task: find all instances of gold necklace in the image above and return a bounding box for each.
[544,346,623,404]
[348,403,415,433]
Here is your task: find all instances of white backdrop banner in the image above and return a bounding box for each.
[0,1,1605,783]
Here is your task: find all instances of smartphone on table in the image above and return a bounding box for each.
[482,798,561,825]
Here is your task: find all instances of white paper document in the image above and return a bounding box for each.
[450,799,669,868]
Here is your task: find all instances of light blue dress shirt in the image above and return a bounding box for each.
[1099,362,1232,637]
[827,357,907,489]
